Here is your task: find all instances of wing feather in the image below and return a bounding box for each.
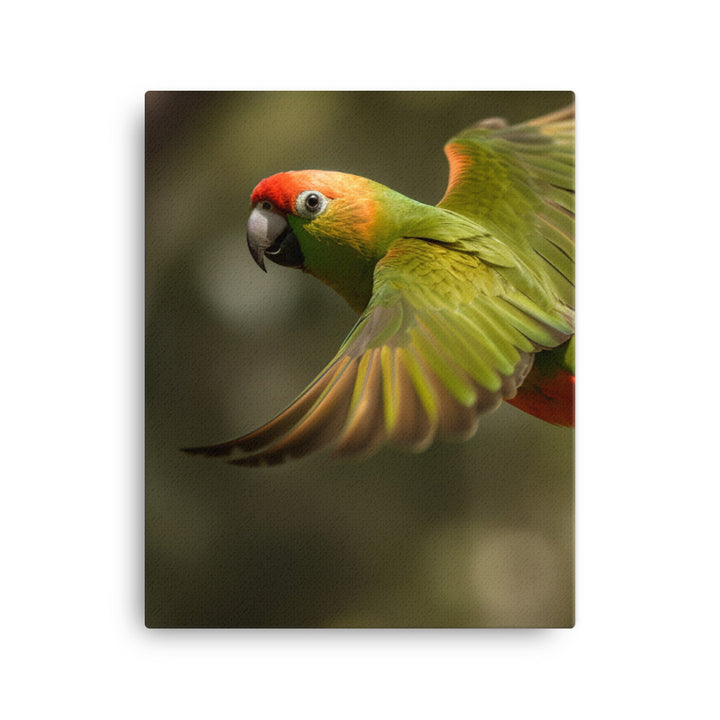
[333,350,387,457]
[186,233,570,465]
[390,347,436,450]
[228,357,359,467]
[438,103,575,314]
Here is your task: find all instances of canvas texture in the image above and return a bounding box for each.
[145,91,575,628]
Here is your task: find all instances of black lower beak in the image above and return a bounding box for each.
[247,206,304,272]
[262,224,304,269]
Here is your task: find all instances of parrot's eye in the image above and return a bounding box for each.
[295,190,329,219]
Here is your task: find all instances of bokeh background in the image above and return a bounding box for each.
[145,91,575,627]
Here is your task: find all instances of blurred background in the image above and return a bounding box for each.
[145,91,575,627]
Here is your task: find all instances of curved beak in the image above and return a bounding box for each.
[246,206,304,272]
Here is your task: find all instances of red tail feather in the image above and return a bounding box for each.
[506,366,575,428]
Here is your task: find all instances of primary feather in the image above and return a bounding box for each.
[185,104,575,466]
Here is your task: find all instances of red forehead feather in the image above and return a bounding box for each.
[250,170,364,215]
[250,172,301,214]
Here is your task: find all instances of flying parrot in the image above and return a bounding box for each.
[185,103,575,466]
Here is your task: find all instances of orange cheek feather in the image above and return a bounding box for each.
[506,367,575,428]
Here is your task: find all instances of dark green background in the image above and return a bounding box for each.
[145,91,575,627]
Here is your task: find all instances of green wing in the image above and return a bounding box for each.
[185,236,572,467]
[438,103,575,315]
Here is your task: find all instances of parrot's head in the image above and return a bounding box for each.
[246,170,411,312]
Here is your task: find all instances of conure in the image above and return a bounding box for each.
[186,104,575,466]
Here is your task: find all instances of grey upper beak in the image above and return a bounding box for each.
[246,206,287,272]
[246,206,304,271]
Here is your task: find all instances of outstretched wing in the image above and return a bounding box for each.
[438,103,575,314]
[184,236,573,467]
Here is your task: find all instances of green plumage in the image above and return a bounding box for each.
[185,105,575,465]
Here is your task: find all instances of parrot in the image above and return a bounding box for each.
[185,103,575,467]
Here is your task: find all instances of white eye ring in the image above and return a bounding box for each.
[295,190,329,219]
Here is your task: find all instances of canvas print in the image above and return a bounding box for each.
[145,91,575,627]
